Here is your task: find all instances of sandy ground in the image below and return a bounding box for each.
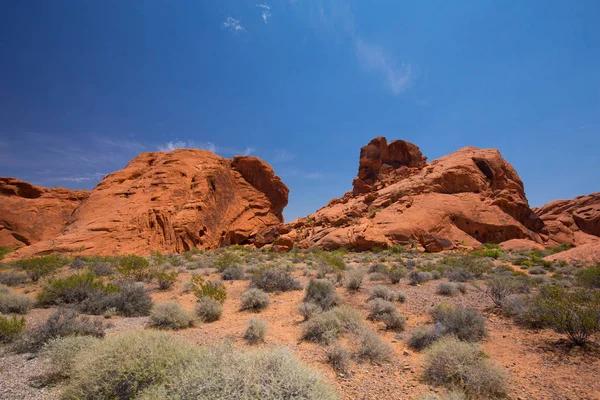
[1,256,599,400]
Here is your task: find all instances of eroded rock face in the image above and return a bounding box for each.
[0,178,89,248]
[534,193,600,246]
[8,150,288,258]
[281,138,545,252]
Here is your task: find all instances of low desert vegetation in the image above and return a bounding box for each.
[194,297,223,322]
[0,287,32,314]
[325,342,351,373]
[424,336,507,398]
[189,274,227,303]
[356,327,393,362]
[367,298,406,331]
[149,302,194,330]
[301,306,363,345]
[304,279,341,310]
[240,288,270,312]
[14,254,69,282]
[244,317,268,344]
[369,285,404,302]
[0,270,28,286]
[251,267,302,292]
[0,315,26,343]
[431,303,487,342]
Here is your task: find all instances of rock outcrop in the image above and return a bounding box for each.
[0,178,89,249]
[278,137,546,252]
[7,150,288,258]
[535,193,600,263]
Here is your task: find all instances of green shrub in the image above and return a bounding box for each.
[61,331,198,400]
[325,342,351,373]
[0,270,28,286]
[190,275,227,303]
[155,270,178,290]
[577,264,600,289]
[481,275,526,308]
[14,308,105,353]
[356,327,392,362]
[0,290,32,314]
[367,299,406,331]
[436,282,458,296]
[136,345,338,400]
[114,254,152,282]
[407,325,441,350]
[0,315,25,343]
[16,255,68,281]
[244,318,267,344]
[37,272,116,306]
[525,285,600,346]
[42,336,102,379]
[0,247,12,260]
[318,252,346,270]
[424,336,507,398]
[213,252,242,272]
[301,306,362,345]
[149,302,193,330]
[221,265,245,280]
[304,279,340,310]
[431,304,487,342]
[251,267,302,292]
[240,288,270,312]
[345,270,365,291]
[194,297,222,322]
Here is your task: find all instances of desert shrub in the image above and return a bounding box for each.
[332,305,363,332]
[42,336,101,379]
[407,325,442,350]
[221,265,245,280]
[480,275,524,308]
[304,279,340,310]
[325,342,351,373]
[318,251,346,270]
[240,288,270,312]
[577,264,600,289]
[356,328,392,362]
[369,285,402,302]
[15,308,105,353]
[155,270,177,290]
[16,255,68,281]
[524,285,600,346]
[0,247,12,261]
[70,257,86,270]
[251,267,302,292]
[369,263,390,275]
[345,270,365,291]
[114,254,153,282]
[0,270,28,286]
[297,302,322,321]
[149,302,193,330]
[448,268,475,282]
[412,391,467,400]
[436,282,458,296]
[368,299,406,331]
[0,290,32,314]
[244,318,267,344]
[190,275,227,303]
[301,306,362,345]
[369,272,388,281]
[89,261,115,276]
[36,272,116,306]
[424,336,507,398]
[194,297,222,322]
[79,281,152,317]
[388,266,407,284]
[457,283,467,294]
[0,315,25,343]
[440,256,493,277]
[135,345,337,400]
[408,270,432,285]
[529,267,546,275]
[60,330,198,400]
[213,252,242,272]
[431,304,487,342]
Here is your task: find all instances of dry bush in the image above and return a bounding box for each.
[431,304,487,342]
[194,297,222,322]
[149,302,193,330]
[368,299,406,331]
[304,279,340,310]
[0,290,32,314]
[325,342,351,373]
[356,328,392,362]
[240,288,270,312]
[251,268,302,292]
[244,318,267,344]
[436,282,458,296]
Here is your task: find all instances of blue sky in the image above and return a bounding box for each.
[1,1,598,221]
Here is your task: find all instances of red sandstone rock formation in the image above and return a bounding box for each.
[278,138,546,252]
[0,178,89,249]
[7,150,288,258]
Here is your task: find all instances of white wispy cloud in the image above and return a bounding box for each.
[158,140,255,157]
[356,38,413,94]
[223,16,244,33]
[273,149,296,163]
[59,172,107,183]
[158,140,196,152]
[256,4,271,23]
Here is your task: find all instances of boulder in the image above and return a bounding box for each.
[7,149,288,258]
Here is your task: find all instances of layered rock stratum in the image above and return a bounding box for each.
[4,150,288,258]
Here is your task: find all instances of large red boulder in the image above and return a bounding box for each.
[0,178,89,249]
[7,149,288,258]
